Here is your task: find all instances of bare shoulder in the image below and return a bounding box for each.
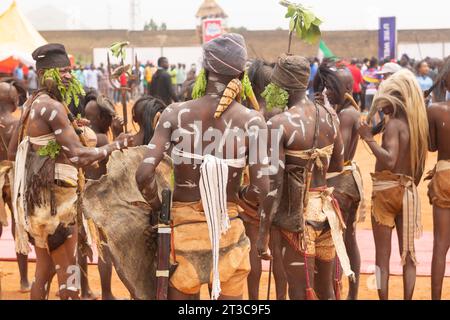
[159,101,184,122]
[385,117,405,132]
[242,108,265,126]
[267,110,289,129]
[428,101,450,114]
[338,107,360,123]
[32,94,65,117]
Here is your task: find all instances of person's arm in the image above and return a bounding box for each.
[358,119,400,170]
[7,124,20,161]
[427,105,438,152]
[164,73,178,103]
[45,100,131,167]
[135,107,173,209]
[328,115,345,173]
[255,116,285,260]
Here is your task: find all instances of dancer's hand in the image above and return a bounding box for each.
[115,133,134,150]
[111,116,124,137]
[358,121,374,142]
[256,234,272,261]
[75,117,90,127]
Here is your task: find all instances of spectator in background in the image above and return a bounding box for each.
[73,65,86,88]
[399,54,414,71]
[169,64,178,94]
[362,57,380,113]
[348,58,363,106]
[26,66,38,95]
[144,62,153,95]
[187,63,197,80]
[176,63,186,95]
[98,63,108,97]
[377,62,402,80]
[416,60,434,92]
[85,64,99,91]
[308,57,319,100]
[82,65,90,91]
[149,57,178,105]
[13,63,24,81]
[361,58,369,73]
[416,60,434,106]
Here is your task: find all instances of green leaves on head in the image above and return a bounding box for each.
[191,69,207,100]
[241,71,254,101]
[261,83,289,111]
[42,68,85,108]
[280,1,323,46]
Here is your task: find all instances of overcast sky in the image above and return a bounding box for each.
[2,0,450,31]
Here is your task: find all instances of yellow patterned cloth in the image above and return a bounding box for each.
[169,201,250,297]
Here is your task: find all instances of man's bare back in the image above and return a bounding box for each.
[0,82,19,161]
[269,101,344,188]
[137,95,268,204]
[360,110,416,182]
[337,107,360,162]
[428,101,450,160]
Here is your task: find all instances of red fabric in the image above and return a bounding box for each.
[0,56,29,75]
[120,73,127,86]
[347,64,363,93]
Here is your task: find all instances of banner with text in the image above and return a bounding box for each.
[378,17,397,61]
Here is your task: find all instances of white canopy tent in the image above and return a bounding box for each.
[0,0,47,66]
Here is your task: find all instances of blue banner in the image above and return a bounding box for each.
[378,17,397,61]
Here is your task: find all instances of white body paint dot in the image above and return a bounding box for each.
[163,122,171,129]
[49,110,58,121]
[54,129,62,135]
[40,107,47,116]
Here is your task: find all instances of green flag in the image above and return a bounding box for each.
[318,40,335,61]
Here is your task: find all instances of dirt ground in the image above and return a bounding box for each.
[1,105,448,300]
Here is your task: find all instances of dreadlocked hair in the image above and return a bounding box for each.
[313,63,347,106]
[425,55,450,99]
[247,60,274,95]
[133,96,166,145]
[368,69,429,182]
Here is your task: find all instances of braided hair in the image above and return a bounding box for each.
[133,96,166,145]
[247,60,274,96]
[425,56,450,99]
[313,63,347,106]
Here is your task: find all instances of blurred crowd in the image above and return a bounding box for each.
[307,54,449,114]
[3,54,449,113]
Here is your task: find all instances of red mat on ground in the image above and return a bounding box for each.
[1,222,448,276]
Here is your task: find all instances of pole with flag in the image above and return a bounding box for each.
[318,40,336,62]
